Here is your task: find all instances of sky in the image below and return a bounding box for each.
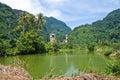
[0,0,120,29]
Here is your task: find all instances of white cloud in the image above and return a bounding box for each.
[45,10,62,18]
[0,0,44,15]
[44,0,67,9]
[0,0,63,18]
[44,0,65,4]
[30,0,44,14]
[40,0,66,19]
[1,0,31,10]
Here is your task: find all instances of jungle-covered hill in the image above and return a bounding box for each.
[69,9,120,46]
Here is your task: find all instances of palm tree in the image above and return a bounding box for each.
[36,13,44,31]
[18,12,44,33]
[18,12,27,33]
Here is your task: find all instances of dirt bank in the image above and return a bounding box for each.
[0,65,31,80]
[43,73,120,80]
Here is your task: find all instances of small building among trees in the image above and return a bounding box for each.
[50,33,68,44]
[50,33,56,43]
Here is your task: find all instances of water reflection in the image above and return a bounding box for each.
[65,64,78,76]
[65,53,68,64]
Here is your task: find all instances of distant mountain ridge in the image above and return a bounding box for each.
[0,2,71,41]
[93,9,120,29]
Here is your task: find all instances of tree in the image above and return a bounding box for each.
[87,43,95,51]
[18,12,44,33]
[16,30,46,54]
[15,12,46,55]
[36,13,44,31]
[18,12,27,33]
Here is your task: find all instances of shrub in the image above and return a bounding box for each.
[52,43,59,52]
[106,58,120,76]
[45,43,53,52]
[45,42,60,52]
[0,39,18,56]
[16,30,46,55]
[87,43,95,51]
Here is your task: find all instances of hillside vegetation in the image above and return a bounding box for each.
[69,9,120,46]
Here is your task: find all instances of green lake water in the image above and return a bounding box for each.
[0,51,108,79]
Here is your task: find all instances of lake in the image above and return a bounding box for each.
[0,51,108,79]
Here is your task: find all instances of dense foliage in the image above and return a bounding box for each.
[15,30,46,55]
[0,12,46,56]
[107,57,120,76]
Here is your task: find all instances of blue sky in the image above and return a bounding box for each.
[0,0,120,29]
